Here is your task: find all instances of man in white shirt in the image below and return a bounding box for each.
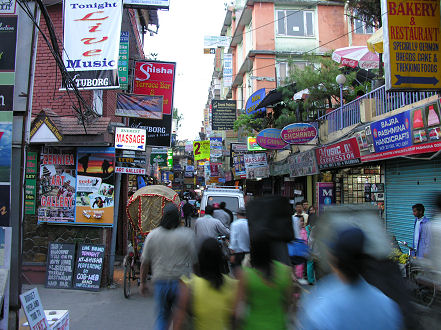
[229,207,250,271]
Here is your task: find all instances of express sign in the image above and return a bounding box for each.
[115,127,146,151]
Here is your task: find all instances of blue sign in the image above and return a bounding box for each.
[370,111,412,153]
[245,88,266,115]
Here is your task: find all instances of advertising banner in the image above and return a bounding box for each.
[382,0,441,90]
[123,0,169,9]
[0,0,16,14]
[357,100,441,162]
[256,128,287,150]
[184,165,194,178]
[185,141,194,153]
[270,158,290,176]
[25,152,38,215]
[315,137,361,170]
[316,182,335,214]
[289,150,319,177]
[0,16,17,113]
[209,163,221,177]
[62,0,122,90]
[118,31,129,90]
[247,136,265,151]
[244,153,269,179]
[0,185,9,226]
[129,117,172,147]
[193,140,210,161]
[115,127,146,151]
[150,153,167,166]
[223,54,233,87]
[75,148,115,226]
[0,86,13,112]
[245,88,266,115]
[115,167,146,175]
[116,93,163,119]
[38,149,77,223]
[281,123,317,144]
[232,153,246,178]
[210,137,223,159]
[0,112,12,226]
[204,36,230,48]
[211,99,236,130]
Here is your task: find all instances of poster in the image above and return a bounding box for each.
[209,163,221,177]
[62,0,122,90]
[25,152,38,215]
[247,136,265,151]
[75,148,115,226]
[210,137,223,159]
[38,149,77,223]
[118,31,129,90]
[288,150,319,177]
[315,137,361,170]
[382,0,441,90]
[316,182,335,214]
[116,93,163,119]
[211,99,236,130]
[244,153,269,179]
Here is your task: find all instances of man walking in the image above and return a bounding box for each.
[182,199,194,228]
[229,207,250,272]
[139,204,196,330]
[213,203,231,228]
[412,203,430,258]
[195,205,230,247]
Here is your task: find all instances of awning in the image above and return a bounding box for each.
[367,27,383,54]
[255,83,296,109]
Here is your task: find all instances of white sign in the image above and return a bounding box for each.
[0,0,16,14]
[20,288,49,330]
[223,54,233,87]
[115,167,146,175]
[62,0,122,89]
[204,36,231,48]
[244,153,269,179]
[151,147,168,154]
[77,175,102,194]
[115,127,146,151]
[123,0,169,8]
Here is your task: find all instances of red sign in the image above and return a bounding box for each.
[361,141,441,162]
[133,61,176,115]
[315,137,361,170]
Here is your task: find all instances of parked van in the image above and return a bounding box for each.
[200,186,245,219]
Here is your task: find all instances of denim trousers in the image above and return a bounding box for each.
[154,280,180,330]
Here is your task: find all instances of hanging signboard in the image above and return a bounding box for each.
[211,99,236,130]
[129,117,172,147]
[0,0,16,14]
[289,150,319,177]
[316,182,335,214]
[382,0,441,91]
[281,123,317,144]
[193,140,210,161]
[116,93,163,119]
[45,242,75,289]
[204,36,230,48]
[315,137,361,170]
[115,167,146,175]
[62,0,122,90]
[245,88,266,115]
[247,136,265,151]
[0,16,17,114]
[223,54,233,87]
[244,153,269,179]
[25,152,38,215]
[123,0,169,9]
[118,31,129,90]
[115,127,146,151]
[256,128,287,150]
[73,244,105,291]
[210,137,223,159]
[150,153,167,166]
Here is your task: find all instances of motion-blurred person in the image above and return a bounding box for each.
[298,227,402,330]
[220,201,234,224]
[213,202,231,228]
[412,203,430,258]
[140,204,197,330]
[235,231,293,329]
[298,200,309,224]
[173,238,238,330]
[295,216,309,285]
[229,207,250,274]
[306,206,317,284]
[427,194,441,282]
[195,205,230,248]
[182,199,194,228]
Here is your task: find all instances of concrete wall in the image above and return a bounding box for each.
[317,5,347,52]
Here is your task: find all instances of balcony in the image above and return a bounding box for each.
[318,85,437,138]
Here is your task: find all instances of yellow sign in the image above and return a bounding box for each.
[193,141,210,161]
[383,0,441,90]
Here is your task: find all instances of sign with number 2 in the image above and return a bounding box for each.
[193,141,210,161]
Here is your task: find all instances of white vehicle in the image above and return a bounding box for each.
[200,186,245,219]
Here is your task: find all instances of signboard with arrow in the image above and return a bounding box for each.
[114,127,146,151]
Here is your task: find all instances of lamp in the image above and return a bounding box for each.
[336,74,346,129]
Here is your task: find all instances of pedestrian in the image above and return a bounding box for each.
[213,203,231,228]
[229,207,250,274]
[234,231,293,330]
[302,199,309,214]
[220,201,234,224]
[295,216,309,285]
[297,227,403,330]
[173,238,238,330]
[293,202,308,235]
[412,203,430,258]
[139,203,197,330]
[182,199,194,228]
[305,206,317,285]
[195,205,230,248]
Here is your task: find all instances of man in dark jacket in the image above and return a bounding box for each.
[182,200,194,228]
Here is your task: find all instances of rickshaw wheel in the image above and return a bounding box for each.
[123,259,132,299]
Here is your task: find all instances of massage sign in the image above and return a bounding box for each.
[62,0,123,89]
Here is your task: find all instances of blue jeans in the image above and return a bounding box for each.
[154,280,179,330]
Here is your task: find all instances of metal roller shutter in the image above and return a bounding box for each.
[385,158,441,245]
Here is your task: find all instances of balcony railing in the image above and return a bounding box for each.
[317,85,437,133]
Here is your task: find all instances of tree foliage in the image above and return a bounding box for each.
[173,107,183,130]
[341,0,382,28]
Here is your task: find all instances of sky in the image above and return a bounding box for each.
[143,0,227,141]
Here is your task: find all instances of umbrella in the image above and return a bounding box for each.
[367,27,383,53]
[293,88,310,101]
[332,46,379,70]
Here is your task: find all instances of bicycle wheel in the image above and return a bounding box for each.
[410,269,436,307]
[123,259,132,299]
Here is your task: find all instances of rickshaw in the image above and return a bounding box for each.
[123,185,180,298]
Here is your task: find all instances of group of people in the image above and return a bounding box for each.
[138,196,407,330]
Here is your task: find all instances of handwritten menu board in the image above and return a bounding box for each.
[73,244,105,291]
[45,242,75,289]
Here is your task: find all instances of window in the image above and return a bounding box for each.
[277,10,314,37]
[276,61,307,86]
[353,11,375,34]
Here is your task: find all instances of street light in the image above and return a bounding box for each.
[336,74,346,129]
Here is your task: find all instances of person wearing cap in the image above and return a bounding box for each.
[297,227,402,330]
[229,207,250,273]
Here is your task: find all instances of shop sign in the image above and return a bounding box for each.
[232,153,246,178]
[358,100,441,162]
[184,165,194,178]
[116,156,146,166]
[30,111,63,142]
[0,16,17,71]
[382,0,441,90]
[211,99,236,130]
[118,31,129,90]
[270,158,290,176]
[244,153,269,179]
[150,153,167,166]
[116,93,163,119]
[0,0,16,14]
[62,0,122,90]
[25,152,38,215]
[256,128,288,150]
[204,35,230,48]
[0,85,13,112]
[115,166,146,175]
[316,182,335,214]
[193,140,210,161]
[210,162,221,177]
[247,136,265,151]
[231,143,248,153]
[245,88,266,115]
[289,150,319,177]
[115,127,146,151]
[19,288,48,330]
[315,137,361,170]
[210,137,223,159]
[281,123,317,144]
[223,54,233,87]
[123,0,169,9]
[0,111,12,225]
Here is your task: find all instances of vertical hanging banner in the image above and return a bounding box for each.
[0,112,12,226]
[0,16,17,112]
[62,0,123,90]
[118,31,129,90]
[25,152,38,215]
[382,0,441,90]
[223,53,233,87]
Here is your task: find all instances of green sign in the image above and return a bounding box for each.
[150,153,167,166]
[167,150,173,167]
[25,152,38,214]
[118,32,129,90]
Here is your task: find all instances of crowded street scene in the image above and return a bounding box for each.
[2,0,441,329]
